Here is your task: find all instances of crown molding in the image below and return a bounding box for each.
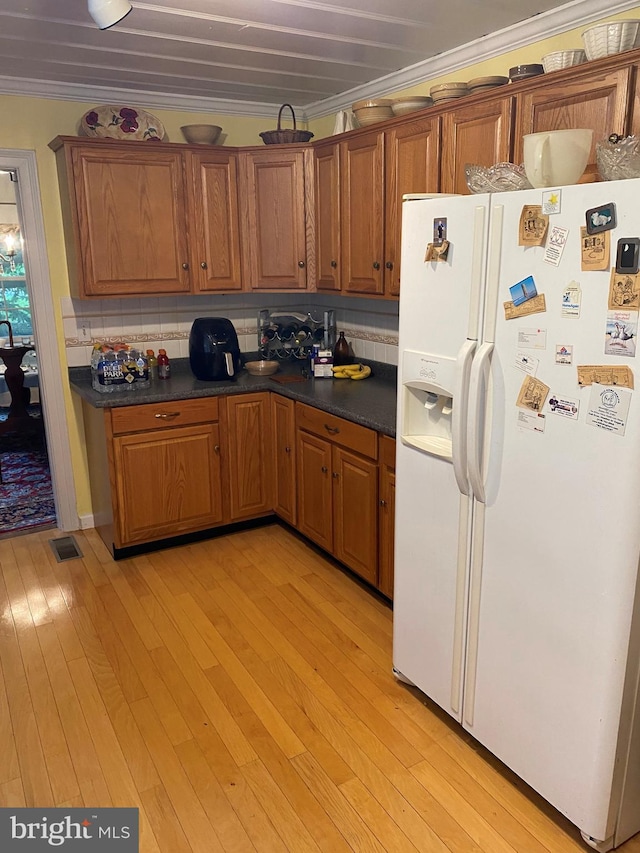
[304,0,640,117]
[0,76,299,118]
[0,0,637,120]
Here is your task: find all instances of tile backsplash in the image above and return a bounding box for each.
[62,292,400,367]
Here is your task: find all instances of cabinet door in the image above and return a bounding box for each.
[296,430,332,552]
[69,145,191,296]
[514,67,632,182]
[271,395,296,525]
[441,96,515,194]
[340,131,385,295]
[378,435,396,599]
[224,393,272,520]
[315,141,341,292]
[112,423,223,546]
[240,149,308,289]
[332,446,378,585]
[187,150,243,292]
[385,116,440,296]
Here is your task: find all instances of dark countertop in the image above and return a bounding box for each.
[69,357,398,438]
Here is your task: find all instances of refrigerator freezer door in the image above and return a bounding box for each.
[394,194,490,718]
[464,181,640,843]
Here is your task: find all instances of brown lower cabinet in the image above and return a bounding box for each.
[83,397,224,551]
[82,392,395,596]
[295,402,379,586]
[223,392,272,521]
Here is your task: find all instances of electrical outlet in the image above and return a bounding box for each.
[79,320,91,342]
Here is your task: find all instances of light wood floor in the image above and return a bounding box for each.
[1,523,639,853]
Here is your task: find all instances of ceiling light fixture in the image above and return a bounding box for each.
[88,0,132,30]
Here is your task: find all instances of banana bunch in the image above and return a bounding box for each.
[332,363,372,380]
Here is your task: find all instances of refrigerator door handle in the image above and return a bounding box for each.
[467,341,493,504]
[452,339,476,496]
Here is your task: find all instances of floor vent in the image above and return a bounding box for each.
[49,535,83,562]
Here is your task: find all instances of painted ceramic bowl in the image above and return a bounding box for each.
[79,105,166,141]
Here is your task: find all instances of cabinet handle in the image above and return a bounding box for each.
[330,260,337,268]
[154,412,179,420]
[373,261,380,270]
[321,466,329,473]
[298,260,306,268]
[182,262,189,270]
[200,261,208,269]
[385,261,393,270]
[324,424,340,434]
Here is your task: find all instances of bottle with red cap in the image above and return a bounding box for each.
[157,348,170,380]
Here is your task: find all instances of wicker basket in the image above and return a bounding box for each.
[259,104,314,145]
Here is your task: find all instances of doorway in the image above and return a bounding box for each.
[0,150,77,533]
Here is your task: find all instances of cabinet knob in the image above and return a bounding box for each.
[285,446,291,453]
[332,471,339,479]
[373,261,380,270]
[321,466,329,473]
[182,262,189,270]
[380,499,387,507]
[385,261,393,270]
[298,260,306,268]
[330,260,337,268]
[200,261,208,269]
[214,444,220,452]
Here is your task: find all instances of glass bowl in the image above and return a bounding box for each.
[596,135,640,181]
[465,163,532,194]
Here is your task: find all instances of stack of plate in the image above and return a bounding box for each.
[430,82,469,103]
[468,76,509,94]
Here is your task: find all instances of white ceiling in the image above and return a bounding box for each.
[0,0,639,117]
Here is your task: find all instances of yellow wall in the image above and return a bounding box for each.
[2,4,639,522]
[309,7,640,138]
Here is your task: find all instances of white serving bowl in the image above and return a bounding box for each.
[245,360,278,376]
[391,96,433,116]
[541,49,586,72]
[582,20,640,61]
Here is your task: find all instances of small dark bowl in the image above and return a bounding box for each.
[509,64,544,82]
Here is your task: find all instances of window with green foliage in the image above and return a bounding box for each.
[0,278,32,337]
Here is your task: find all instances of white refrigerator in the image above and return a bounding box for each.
[393,181,640,851]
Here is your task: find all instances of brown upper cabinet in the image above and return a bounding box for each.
[239,147,314,290]
[51,137,244,298]
[50,47,640,301]
[441,95,515,194]
[514,65,632,182]
[338,115,439,298]
[314,140,341,293]
[51,138,192,298]
[185,149,243,291]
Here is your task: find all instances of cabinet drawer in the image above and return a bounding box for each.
[296,402,377,460]
[109,397,219,435]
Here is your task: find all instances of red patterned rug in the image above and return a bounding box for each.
[0,406,56,535]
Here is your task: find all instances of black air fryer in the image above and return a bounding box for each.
[189,318,242,381]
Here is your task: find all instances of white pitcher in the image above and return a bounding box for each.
[523,128,593,188]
